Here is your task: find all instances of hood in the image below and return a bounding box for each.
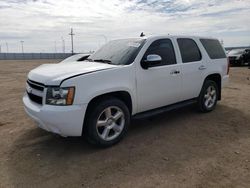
[28,61,117,85]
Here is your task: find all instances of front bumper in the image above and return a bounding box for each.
[222,75,229,88]
[23,93,87,137]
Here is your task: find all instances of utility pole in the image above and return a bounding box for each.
[20,41,24,53]
[6,42,9,53]
[61,37,65,53]
[69,28,75,54]
[0,44,1,53]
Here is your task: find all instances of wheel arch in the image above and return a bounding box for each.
[82,90,133,136]
[203,73,222,100]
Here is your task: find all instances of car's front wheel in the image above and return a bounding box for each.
[84,97,130,147]
[198,80,218,112]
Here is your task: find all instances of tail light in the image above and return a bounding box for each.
[227,57,230,75]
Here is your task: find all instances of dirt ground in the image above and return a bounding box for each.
[0,60,250,188]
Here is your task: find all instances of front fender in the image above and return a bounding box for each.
[61,65,137,114]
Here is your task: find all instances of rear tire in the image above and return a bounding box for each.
[84,97,130,147]
[198,80,218,113]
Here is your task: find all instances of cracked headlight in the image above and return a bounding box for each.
[46,87,75,105]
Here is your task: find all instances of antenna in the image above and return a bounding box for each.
[69,28,75,54]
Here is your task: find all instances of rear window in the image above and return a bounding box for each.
[177,38,202,63]
[200,39,226,59]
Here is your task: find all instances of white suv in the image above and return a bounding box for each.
[23,35,229,147]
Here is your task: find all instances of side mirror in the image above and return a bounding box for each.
[141,54,162,69]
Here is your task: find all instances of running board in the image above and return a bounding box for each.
[133,99,197,119]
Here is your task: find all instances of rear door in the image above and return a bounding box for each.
[176,38,205,101]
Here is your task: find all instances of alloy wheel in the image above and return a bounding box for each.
[96,106,125,141]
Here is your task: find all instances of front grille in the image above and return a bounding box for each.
[26,79,45,105]
[27,92,43,104]
[229,57,236,60]
[27,80,44,91]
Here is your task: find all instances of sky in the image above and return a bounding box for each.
[0,0,249,53]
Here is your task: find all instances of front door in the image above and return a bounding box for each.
[136,38,182,113]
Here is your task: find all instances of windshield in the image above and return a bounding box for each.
[88,38,146,65]
[228,49,245,55]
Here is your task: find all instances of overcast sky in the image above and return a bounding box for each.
[0,0,249,53]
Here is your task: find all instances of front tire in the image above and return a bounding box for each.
[198,80,218,112]
[84,97,130,147]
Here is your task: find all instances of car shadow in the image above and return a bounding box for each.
[7,104,250,187]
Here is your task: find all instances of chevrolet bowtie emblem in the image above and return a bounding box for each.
[27,85,32,93]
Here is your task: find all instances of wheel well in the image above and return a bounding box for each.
[205,74,222,100]
[86,91,132,114]
[82,91,132,136]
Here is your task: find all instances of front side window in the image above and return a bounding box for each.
[143,39,176,67]
[177,38,202,63]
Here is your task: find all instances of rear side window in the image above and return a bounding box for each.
[200,39,226,59]
[177,38,202,63]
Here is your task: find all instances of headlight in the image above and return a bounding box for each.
[46,87,75,105]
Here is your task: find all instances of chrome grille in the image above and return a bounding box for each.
[26,80,45,105]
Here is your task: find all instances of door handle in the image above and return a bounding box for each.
[199,65,206,70]
[170,70,180,75]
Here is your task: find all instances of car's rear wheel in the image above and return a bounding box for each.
[84,97,130,147]
[198,80,218,112]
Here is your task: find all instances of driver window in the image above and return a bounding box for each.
[143,39,177,67]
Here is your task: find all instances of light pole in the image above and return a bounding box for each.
[6,42,9,53]
[20,41,24,53]
[54,41,57,53]
[69,28,75,54]
[220,39,224,46]
[61,37,65,53]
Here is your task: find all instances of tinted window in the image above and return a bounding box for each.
[200,39,226,59]
[177,38,202,63]
[143,39,176,66]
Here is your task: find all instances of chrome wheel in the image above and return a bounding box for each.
[96,106,125,141]
[204,85,216,109]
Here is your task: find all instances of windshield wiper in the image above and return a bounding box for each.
[93,59,112,64]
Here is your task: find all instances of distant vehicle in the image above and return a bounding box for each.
[228,49,250,66]
[60,53,90,63]
[23,35,229,147]
[225,49,231,54]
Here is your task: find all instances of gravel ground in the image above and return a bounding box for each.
[0,60,250,188]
